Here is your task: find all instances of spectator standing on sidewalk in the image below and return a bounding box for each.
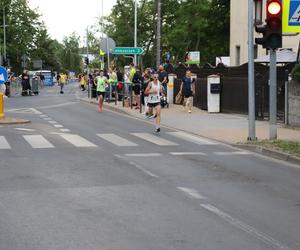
[21,69,33,96]
[5,70,13,97]
[116,68,123,101]
[145,72,164,133]
[158,65,168,93]
[180,70,195,114]
[132,67,143,110]
[40,73,45,87]
[79,74,86,91]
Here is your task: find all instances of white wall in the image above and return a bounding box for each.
[230,0,299,66]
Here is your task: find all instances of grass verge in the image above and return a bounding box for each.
[245,140,300,157]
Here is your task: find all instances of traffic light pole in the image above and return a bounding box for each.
[269,49,277,140]
[248,0,256,141]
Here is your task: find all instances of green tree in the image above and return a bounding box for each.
[58,33,82,73]
[102,0,230,67]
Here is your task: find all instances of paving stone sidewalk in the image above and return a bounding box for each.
[82,97,300,144]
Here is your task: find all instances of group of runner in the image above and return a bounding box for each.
[90,64,195,134]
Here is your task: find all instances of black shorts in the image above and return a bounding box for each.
[133,84,141,95]
[184,91,193,98]
[97,91,105,98]
[148,102,161,108]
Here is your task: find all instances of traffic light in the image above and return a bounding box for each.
[255,24,268,48]
[255,0,282,50]
[84,56,89,65]
[266,0,282,49]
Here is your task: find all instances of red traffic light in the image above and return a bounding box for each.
[267,0,281,16]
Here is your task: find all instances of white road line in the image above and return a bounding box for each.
[38,102,77,109]
[60,129,70,133]
[168,131,217,145]
[131,133,178,146]
[0,136,11,149]
[58,134,97,148]
[29,108,42,115]
[170,152,207,156]
[54,125,64,128]
[114,154,124,159]
[48,121,58,124]
[214,151,252,156]
[200,204,293,250]
[124,153,162,157]
[177,187,207,200]
[97,133,138,147]
[23,135,54,149]
[14,128,36,132]
[129,161,160,178]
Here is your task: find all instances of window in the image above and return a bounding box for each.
[254,0,263,24]
[236,46,241,65]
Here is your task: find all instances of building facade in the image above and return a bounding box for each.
[230,0,299,66]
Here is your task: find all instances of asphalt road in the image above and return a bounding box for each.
[0,83,300,250]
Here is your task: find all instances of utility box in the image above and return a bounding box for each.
[207,75,221,113]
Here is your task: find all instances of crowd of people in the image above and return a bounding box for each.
[80,62,195,134]
[1,61,195,134]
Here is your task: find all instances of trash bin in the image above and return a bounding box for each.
[207,75,221,113]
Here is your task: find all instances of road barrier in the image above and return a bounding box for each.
[89,81,139,110]
[10,79,22,97]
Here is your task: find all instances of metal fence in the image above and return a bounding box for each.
[173,62,294,121]
[10,79,22,97]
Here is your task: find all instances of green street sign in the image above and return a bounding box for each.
[112,47,144,55]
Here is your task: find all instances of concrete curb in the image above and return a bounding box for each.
[236,144,300,165]
[0,117,31,125]
[80,98,300,165]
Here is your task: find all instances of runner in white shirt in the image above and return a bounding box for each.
[145,72,164,133]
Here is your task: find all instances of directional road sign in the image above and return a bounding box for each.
[0,66,8,85]
[283,0,300,32]
[112,47,144,55]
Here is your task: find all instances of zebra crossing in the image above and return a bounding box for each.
[0,131,252,156]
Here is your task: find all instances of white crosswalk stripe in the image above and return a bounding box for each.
[167,131,217,145]
[97,133,138,147]
[58,134,97,148]
[23,135,54,149]
[0,136,11,149]
[131,133,178,146]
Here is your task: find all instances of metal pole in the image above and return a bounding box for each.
[134,0,137,66]
[156,0,161,69]
[3,7,6,62]
[86,27,90,98]
[269,49,277,140]
[248,0,256,141]
[284,69,289,125]
[101,0,105,69]
[106,37,110,69]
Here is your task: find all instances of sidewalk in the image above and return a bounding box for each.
[82,97,300,144]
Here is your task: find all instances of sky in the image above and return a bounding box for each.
[28,0,117,42]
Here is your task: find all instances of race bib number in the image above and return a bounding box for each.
[150,95,159,102]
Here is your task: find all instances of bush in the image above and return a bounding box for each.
[291,64,300,81]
